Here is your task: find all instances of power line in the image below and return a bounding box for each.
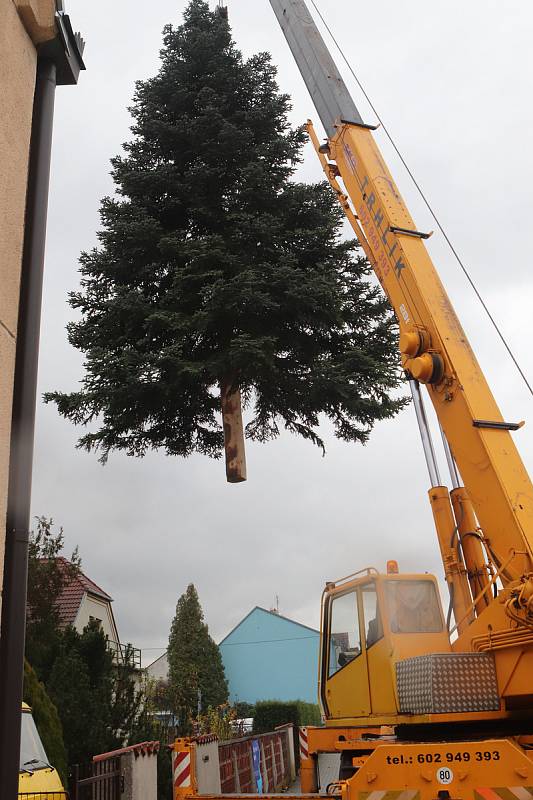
[309,0,533,397]
[220,635,318,647]
[141,635,318,651]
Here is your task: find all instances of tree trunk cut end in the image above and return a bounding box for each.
[220,380,247,483]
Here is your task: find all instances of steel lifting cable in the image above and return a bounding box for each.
[309,0,533,398]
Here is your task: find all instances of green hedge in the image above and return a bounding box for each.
[252,699,321,732]
[294,700,321,726]
[253,701,299,733]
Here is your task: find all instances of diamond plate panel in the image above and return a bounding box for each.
[396,653,499,714]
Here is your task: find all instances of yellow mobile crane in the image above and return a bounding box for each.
[267,0,533,796]
[174,3,533,800]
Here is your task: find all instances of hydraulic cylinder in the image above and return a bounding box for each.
[451,487,491,615]
[428,486,474,633]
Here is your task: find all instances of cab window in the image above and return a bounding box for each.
[385,580,443,633]
[328,590,361,676]
[362,583,383,648]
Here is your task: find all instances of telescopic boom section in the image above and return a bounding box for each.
[270,0,533,585]
[269,0,362,137]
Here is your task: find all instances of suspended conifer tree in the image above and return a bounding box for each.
[46,0,406,481]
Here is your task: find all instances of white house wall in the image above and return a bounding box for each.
[74,593,119,642]
[146,652,169,682]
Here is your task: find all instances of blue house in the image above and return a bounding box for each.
[219,607,320,705]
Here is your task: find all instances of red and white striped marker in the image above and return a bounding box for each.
[299,727,309,761]
[174,750,192,790]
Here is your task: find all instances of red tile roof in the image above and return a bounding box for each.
[53,557,113,628]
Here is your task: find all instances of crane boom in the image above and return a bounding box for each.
[270,0,533,586]
[269,0,362,136]
[173,8,533,800]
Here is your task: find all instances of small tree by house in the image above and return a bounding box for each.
[25,518,149,767]
[47,630,101,767]
[167,583,228,733]
[198,703,236,740]
[47,620,146,767]
[45,0,406,482]
[25,517,81,682]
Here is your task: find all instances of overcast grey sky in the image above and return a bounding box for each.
[31,0,533,666]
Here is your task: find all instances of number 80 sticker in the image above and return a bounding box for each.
[437,768,453,785]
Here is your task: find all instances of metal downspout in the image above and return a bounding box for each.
[0,59,58,799]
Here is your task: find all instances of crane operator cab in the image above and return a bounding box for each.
[320,567,451,723]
